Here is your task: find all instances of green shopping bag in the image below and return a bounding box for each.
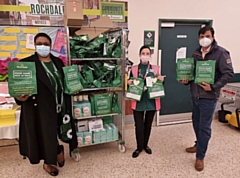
[83,69,94,84]
[112,38,122,58]
[89,95,95,115]
[93,71,111,88]
[194,60,216,84]
[125,78,144,101]
[79,72,88,88]
[8,62,37,97]
[112,66,121,87]
[112,92,121,114]
[147,77,165,99]
[93,93,112,115]
[63,65,83,94]
[88,61,104,78]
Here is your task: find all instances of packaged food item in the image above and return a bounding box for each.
[73,104,81,119]
[81,95,91,117]
[77,120,88,132]
[83,131,92,145]
[73,95,91,118]
[109,123,119,141]
[88,118,104,132]
[104,124,113,141]
[77,132,84,146]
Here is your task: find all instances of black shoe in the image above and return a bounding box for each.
[132,149,141,158]
[57,145,65,167]
[144,146,152,154]
[43,164,59,176]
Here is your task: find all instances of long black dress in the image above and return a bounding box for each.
[15,53,77,165]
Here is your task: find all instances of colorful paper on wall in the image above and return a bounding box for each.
[4,28,20,34]
[0,52,11,57]
[1,45,17,51]
[20,41,27,46]
[26,34,35,49]
[20,48,35,53]
[0,26,66,60]
[23,28,39,34]
[0,36,17,41]
[52,29,66,55]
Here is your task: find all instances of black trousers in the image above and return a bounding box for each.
[133,110,156,151]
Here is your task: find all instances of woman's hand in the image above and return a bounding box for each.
[157,76,164,82]
[16,94,31,102]
[127,79,133,85]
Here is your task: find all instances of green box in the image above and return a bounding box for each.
[93,131,101,144]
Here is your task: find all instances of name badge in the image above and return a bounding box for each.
[146,76,153,87]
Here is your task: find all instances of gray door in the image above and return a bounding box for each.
[158,20,212,121]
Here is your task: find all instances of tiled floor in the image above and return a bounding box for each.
[0,118,239,178]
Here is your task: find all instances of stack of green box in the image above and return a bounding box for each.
[77,123,119,146]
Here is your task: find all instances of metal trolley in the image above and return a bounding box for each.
[65,26,129,161]
[218,83,240,129]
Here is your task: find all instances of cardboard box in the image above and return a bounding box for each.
[64,0,84,26]
[75,16,114,40]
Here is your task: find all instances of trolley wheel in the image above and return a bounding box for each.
[118,144,126,153]
[73,152,81,162]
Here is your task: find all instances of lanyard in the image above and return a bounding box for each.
[41,61,64,113]
[139,64,150,79]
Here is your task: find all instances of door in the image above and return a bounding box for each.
[157,20,212,125]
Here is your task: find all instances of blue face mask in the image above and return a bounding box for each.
[36,45,50,57]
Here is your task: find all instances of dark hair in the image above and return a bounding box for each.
[34,33,52,45]
[139,45,151,54]
[198,26,215,37]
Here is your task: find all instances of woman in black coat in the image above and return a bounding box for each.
[15,33,77,176]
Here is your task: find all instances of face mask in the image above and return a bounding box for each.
[140,55,150,63]
[36,45,50,57]
[199,37,212,47]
